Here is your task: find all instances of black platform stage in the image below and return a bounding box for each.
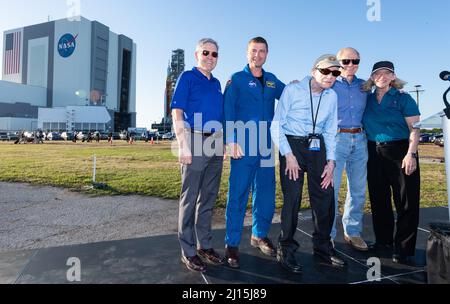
[1,207,448,284]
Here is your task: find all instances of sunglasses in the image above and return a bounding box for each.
[317,68,341,77]
[341,59,360,65]
[202,50,218,58]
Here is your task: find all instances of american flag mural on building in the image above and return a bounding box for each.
[3,31,21,75]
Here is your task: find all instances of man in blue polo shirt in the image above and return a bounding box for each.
[223,37,285,269]
[171,38,225,273]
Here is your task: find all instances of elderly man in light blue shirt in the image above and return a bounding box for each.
[330,47,369,251]
[271,54,347,271]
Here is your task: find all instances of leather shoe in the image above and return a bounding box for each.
[251,236,277,257]
[225,246,240,268]
[368,242,393,251]
[181,255,207,272]
[314,251,347,268]
[198,248,225,265]
[277,248,302,274]
[392,254,415,265]
[344,234,369,251]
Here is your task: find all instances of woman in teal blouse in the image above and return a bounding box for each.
[362,61,421,265]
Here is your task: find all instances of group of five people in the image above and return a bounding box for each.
[171,37,421,274]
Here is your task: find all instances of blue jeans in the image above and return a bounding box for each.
[331,132,368,239]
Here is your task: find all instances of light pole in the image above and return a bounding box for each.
[100,94,108,106]
[409,85,425,110]
[75,90,89,106]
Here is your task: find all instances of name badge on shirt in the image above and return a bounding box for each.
[266,81,276,89]
[308,134,321,152]
[248,81,257,89]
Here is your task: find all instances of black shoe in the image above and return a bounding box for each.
[181,255,207,272]
[368,242,393,251]
[198,248,225,265]
[225,246,240,269]
[392,254,415,265]
[277,248,302,274]
[314,251,347,268]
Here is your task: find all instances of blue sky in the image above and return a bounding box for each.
[1,0,449,127]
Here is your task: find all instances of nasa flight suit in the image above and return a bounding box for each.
[224,64,285,247]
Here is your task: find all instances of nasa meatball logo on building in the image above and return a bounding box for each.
[57,33,78,58]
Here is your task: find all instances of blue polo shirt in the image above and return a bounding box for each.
[333,76,368,129]
[171,67,223,132]
[362,87,420,142]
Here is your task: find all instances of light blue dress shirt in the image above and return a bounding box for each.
[271,76,338,160]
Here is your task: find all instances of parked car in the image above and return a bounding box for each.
[147,132,163,141]
[420,134,432,143]
[430,133,443,143]
[0,132,8,141]
[7,132,19,142]
[432,134,443,144]
[162,132,175,140]
[99,132,109,140]
[46,132,62,141]
[435,136,444,147]
[112,132,121,140]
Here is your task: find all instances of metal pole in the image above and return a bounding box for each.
[410,85,424,111]
[443,117,450,220]
[416,91,420,109]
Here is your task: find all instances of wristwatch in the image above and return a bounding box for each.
[409,152,418,159]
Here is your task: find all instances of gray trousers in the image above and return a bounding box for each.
[178,133,223,258]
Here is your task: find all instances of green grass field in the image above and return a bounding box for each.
[0,141,447,211]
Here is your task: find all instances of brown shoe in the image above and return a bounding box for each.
[344,234,369,252]
[181,255,207,272]
[198,248,225,265]
[251,236,277,257]
[225,246,240,268]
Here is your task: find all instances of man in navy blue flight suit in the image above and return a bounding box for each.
[223,37,285,268]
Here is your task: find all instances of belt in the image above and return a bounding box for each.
[286,135,310,141]
[191,130,219,137]
[338,128,363,134]
[372,139,409,146]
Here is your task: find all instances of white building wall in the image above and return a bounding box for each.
[106,32,118,111]
[52,17,92,107]
[38,106,111,130]
[0,80,47,107]
[129,42,137,113]
[0,117,37,131]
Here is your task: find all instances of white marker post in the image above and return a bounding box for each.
[443,117,450,220]
[93,154,96,184]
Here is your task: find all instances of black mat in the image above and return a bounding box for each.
[0,207,448,284]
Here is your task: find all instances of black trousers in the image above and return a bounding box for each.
[279,136,334,256]
[367,140,420,257]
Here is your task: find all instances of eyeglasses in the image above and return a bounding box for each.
[341,59,360,65]
[202,50,218,58]
[317,68,341,77]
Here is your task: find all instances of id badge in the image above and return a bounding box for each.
[308,134,321,152]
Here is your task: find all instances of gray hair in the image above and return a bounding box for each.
[337,47,360,60]
[195,38,219,52]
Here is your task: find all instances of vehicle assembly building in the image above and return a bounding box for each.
[0,16,136,132]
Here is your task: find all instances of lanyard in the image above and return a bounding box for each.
[309,79,324,135]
